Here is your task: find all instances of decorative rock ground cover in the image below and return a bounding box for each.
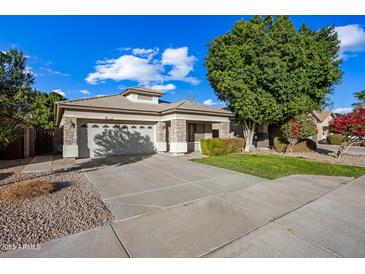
[0,159,112,253]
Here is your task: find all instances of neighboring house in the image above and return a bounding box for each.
[55,87,232,158]
[309,111,336,142]
[230,111,336,149]
[0,122,35,160]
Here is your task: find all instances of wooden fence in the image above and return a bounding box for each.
[0,128,63,160]
[35,128,63,155]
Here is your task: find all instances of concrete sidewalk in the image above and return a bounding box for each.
[22,155,53,173]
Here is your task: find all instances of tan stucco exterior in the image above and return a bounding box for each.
[56,87,232,158]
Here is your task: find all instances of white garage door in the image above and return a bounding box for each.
[78,122,156,158]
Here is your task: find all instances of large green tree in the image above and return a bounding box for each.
[30,91,66,129]
[0,49,37,148]
[205,16,342,151]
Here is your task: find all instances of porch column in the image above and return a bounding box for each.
[218,121,230,138]
[155,121,167,152]
[63,117,78,158]
[170,119,187,154]
[255,124,270,148]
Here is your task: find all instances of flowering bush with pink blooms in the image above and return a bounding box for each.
[330,107,365,157]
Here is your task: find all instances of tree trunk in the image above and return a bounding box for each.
[243,121,255,152]
[336,139,360,158]
[284,139,297,153]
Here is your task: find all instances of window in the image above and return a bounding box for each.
[139,126,145,129]
[122,125,128,129]
[81,124,87,128]
[103,125,109,128]
[131,125,137,129]
[147,126,153,129]
[212,129,219,138]
[92,124,99,128]
[113,125,120,128]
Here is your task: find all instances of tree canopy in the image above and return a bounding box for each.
[30,91,65,129]
[0,49,37,148]
[205,16,343,150]
[352,89,365,108]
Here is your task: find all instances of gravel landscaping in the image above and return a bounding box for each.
[0,158,113,253]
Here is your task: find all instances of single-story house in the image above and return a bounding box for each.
[55,87,232,158]
[309,111,336,142]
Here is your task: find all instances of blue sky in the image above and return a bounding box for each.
[0,16,364,113]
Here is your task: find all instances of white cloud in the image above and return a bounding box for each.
[80,89,90,95]
[161,47,199,84]
[335,24,365,59]
[85,46,199,90]
[86,54,163,85]
[203,99,218,106]
[40,67,70,77]
[96,94,106,97]
[147,83,176,92]
[51,89,66,97]
[334,107,353,114]
[132,48,158,58]
[116,47,131,52]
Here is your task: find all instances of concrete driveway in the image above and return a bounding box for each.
[3,154,365,258]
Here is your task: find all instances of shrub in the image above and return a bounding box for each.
[273,137,317,153]
[1,180,54,202]
[281,115,317,152]
[273,137,287,153]
[200,138,245,156]
[327,134,346,145]
[330,107,365,157]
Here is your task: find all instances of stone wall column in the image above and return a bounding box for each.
[63,117,78,158]
[155,121,167,152]
[170,119,187,154]
[219,122,230,138]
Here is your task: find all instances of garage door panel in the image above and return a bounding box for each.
[78,122,155,158]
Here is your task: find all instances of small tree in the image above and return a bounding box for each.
[0,49,37,148]
[352,89,365,108]
[205,16,342,151]
[281,115,317,152]
[30,91,66,129]
[330,107,365,158]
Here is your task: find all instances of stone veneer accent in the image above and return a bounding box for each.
[218,122,230,138]
[63,117,77,145]
[170,119,187,143]
[155,121,166,143]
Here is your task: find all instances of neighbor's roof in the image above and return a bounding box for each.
[55,88,231,126]
[311,111,335,122]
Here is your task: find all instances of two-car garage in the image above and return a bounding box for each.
[77,121,156,158]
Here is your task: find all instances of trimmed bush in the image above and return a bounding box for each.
[273,136,287,153]
[273,137,317,153]
[200,138,245,156]
[327,134,346,145]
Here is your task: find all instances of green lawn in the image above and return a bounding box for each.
[193,153,365,180]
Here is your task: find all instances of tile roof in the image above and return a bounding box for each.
[121,86,165,96]
[57,92,231,115]
[312,111,334,122]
